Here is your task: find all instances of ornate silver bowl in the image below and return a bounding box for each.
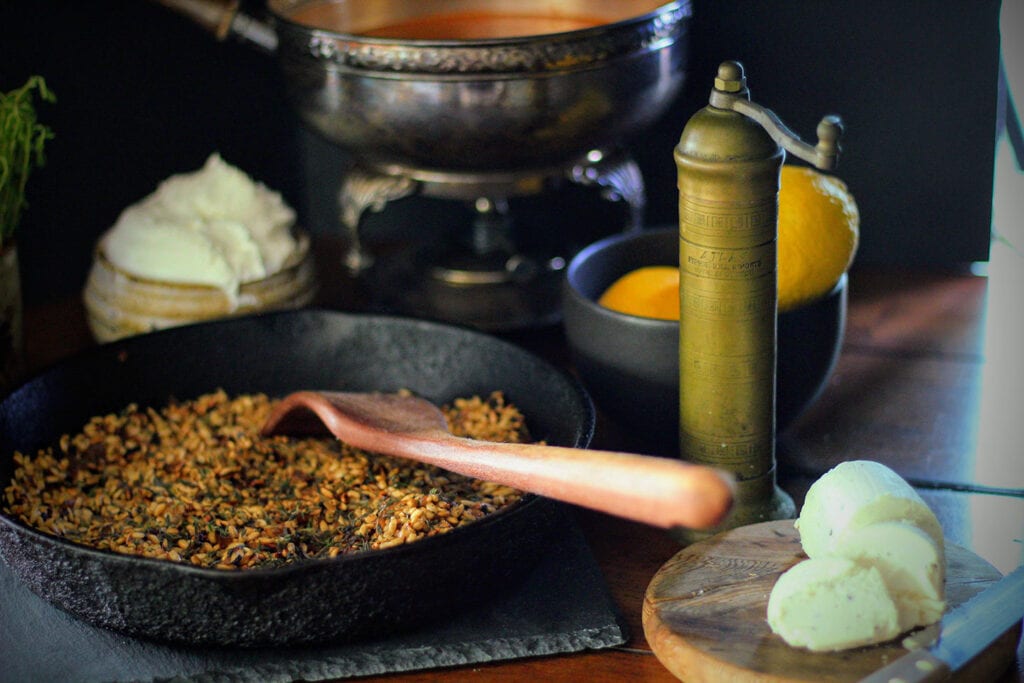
[264,0,692,181]
[156,0,693,328]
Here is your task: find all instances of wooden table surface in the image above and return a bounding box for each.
[17,242,1024,682]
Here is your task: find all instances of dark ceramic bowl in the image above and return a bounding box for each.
[0,310,594,646]
[562,227,846,449]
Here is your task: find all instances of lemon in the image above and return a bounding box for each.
[596,166,857,319]
[597,265,679,320]
[777,165,859,312]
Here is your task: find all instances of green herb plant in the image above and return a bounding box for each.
[0,76,55,251]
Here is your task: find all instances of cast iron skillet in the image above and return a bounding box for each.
[0,309,595,647]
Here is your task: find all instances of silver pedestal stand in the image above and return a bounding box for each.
[337,148,646,330]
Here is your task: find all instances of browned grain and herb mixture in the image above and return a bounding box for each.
[3,390,529,570]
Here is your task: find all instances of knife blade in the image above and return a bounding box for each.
[859,562,1024,683]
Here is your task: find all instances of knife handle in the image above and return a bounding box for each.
[858,650,952,683]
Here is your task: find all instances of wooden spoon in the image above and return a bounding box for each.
[262,391,735,530]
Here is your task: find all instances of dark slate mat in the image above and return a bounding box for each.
[0,505,626,683]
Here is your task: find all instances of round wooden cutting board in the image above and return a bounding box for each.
[643,520,1021,683]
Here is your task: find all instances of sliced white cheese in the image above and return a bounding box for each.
[832,521,946,632]
[767,556,901,651]
[795,460,944,559]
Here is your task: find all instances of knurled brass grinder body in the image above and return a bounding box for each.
[673,61,843,544]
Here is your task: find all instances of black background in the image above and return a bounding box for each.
[0,0,1004,305]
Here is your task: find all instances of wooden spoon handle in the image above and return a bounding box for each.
[154,0,239,39]
[263,391,734,530]
[399,436,735,531]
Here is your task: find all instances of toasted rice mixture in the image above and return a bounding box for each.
[3,390,528,569]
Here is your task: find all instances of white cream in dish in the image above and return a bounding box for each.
[99,154,298,306]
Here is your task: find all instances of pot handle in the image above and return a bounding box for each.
[153,0,278,52]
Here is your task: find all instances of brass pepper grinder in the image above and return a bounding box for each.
[673,61,843,544]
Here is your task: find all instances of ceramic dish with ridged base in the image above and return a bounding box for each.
[83,232,317,342]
